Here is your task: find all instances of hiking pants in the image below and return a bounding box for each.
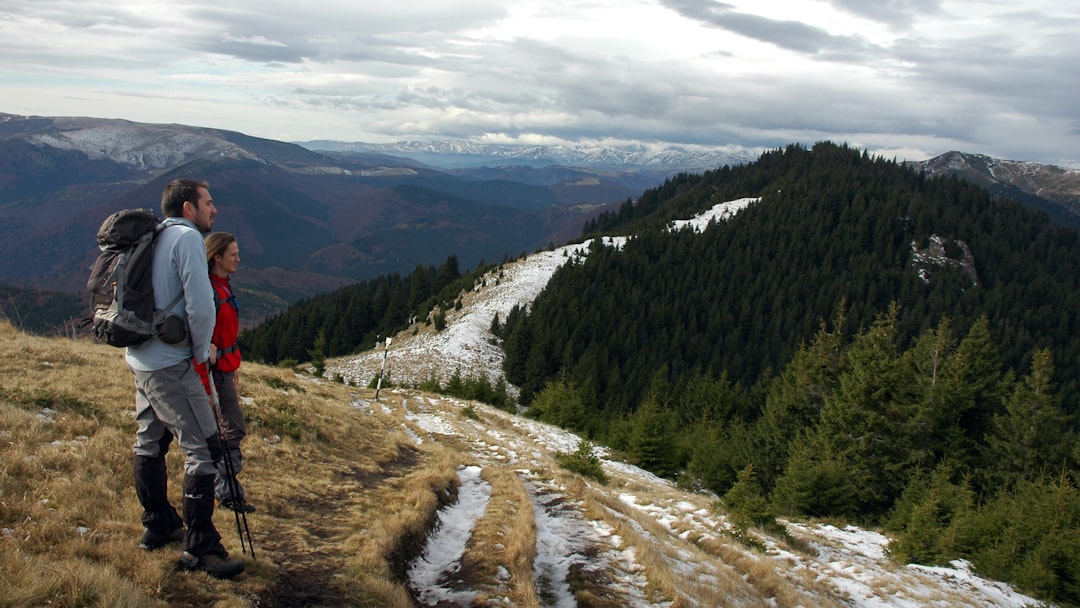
[212,369,246,447]
[131,359,226,556]
[132,359,222,477]
[212,369,247,502]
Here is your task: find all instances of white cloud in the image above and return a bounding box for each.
[1,0,1077,166]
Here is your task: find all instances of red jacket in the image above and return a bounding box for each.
[196,274,242,393]
[209,274,242,372]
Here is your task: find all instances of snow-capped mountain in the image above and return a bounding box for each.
[298,138,752,172]
[0,112,317,172]
[908,151,1080,228]
[0,113,642,303]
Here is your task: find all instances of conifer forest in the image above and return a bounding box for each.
[245,142,1080,605]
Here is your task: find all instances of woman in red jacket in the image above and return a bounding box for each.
[202,232,254,513]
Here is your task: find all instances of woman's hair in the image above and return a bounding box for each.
[161,179,209,218]
[205,232,237,272]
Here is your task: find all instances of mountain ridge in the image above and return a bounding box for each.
[0,113,640,328]
[907,150,1080,229]
[2,112,1078,334]
[298,138,752,172]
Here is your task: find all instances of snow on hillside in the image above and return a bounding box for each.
[328,235,625,393]
[26,120,255,169]
[326,199,1044,606]
[338,389,1043,607]
[326,198,756,390]
[668,196,759,232]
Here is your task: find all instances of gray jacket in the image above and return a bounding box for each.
[125,218,214,371]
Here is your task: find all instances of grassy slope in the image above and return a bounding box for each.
[7,319,1000,607]
[0,320,447,607]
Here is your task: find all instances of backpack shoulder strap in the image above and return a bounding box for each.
[154,218,188,314]
[162,290,184,314]
[157,217,187,234]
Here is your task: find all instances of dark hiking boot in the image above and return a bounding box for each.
[220,498,256,513]
[178,551,245,579]
[139,527,185,550]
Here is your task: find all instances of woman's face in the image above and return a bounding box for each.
[214,241,240,276]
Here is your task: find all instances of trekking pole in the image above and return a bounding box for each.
[208,367,256,559]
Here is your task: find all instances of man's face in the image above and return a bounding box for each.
[186,187,217,233]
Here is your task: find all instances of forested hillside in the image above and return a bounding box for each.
[507,142,1079,411]
[498,142,1080,605]
[241,142,1080,605]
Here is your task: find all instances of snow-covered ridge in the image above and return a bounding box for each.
[912,151,1080,209]
[304,139,752,172]
[326,194,978,391]
[329,236,627,393]
[668,197,759,232]
[326,199,751,391]
[21,118,262,170]
[8,113,749,174]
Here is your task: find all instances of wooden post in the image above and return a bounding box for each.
[375,336,392,400]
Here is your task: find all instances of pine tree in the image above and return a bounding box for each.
[309,329,327,377]
[722,465,775,530]
[769,433,857,519]
[986,349,1072,485]
[900,318,958,471]
[885,460,973,565]
[526,378,591,435]
[627,393,677,478]
[754,310,846,488]
[815,304,913,514]
[938,316,1004,474]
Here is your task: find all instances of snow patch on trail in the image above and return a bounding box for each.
[527,478,587,608]
[524,474,662,608]
[407,465,492,607]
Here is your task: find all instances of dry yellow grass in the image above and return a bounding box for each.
[0,321,453,607]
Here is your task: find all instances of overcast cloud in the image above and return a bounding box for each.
[1,0,1076,167]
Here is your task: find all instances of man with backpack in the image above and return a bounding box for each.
[126,178,244,579]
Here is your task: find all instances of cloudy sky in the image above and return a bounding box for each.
[2,0,1077,166]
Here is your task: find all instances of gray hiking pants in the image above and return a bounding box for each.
[132,359,222,477]
[132,359,227,556]
[211,369,247,502]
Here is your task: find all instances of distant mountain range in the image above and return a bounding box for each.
[0,112,1077,332]
[298,138,752,173]
[0,113,665,326]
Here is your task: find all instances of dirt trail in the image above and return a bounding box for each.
[259,480,356,608]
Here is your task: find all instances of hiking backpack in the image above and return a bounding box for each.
[86,209,184,347]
